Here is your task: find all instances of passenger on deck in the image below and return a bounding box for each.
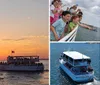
[68,15,79,32]
[50,0,63,25]
[50,11,71,41]
[69,4,81,15]
[50,0,58,25]
[78,11,83,16]
[59,15,79,38]
[78,15,93,30]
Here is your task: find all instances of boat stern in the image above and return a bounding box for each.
[73,72,94,83]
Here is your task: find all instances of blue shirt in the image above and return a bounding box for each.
[50,18,66,41]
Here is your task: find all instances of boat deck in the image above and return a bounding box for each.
[64,62,91,75]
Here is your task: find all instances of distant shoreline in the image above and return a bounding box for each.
[0,58,49,61]
[40,59,49,60]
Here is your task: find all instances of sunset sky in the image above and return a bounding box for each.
[0,0,48,60]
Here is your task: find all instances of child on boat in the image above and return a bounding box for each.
[50,0,62,25]
[60,15,79,38]
[53,1,62,24]
[68,15,80,32]
[69,5,81,15]
[50,0,58,24]
[50,11,71,41]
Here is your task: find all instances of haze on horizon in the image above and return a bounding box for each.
[0,0,48,60]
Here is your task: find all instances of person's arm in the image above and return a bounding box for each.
[60,31,65,39]
[78,23,93,30]
[59,10,63,15]
[64,24,69,33]
[50,5,58,14]
[60,24,68,39]
[50,25,59,41]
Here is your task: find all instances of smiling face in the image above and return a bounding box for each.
[63,14,71,22]
[53,1,58,7]
[73,18,80,24]
[72,17,80,24]
[57,1,62,8]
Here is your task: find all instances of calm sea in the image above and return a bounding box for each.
[0,60,49,85]
[50,43,100,85]
[75,26,100,41]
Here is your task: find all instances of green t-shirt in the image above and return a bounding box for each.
[68,22,77,33]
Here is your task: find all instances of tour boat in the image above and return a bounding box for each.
[59,51,94,83]
[0,56,44,71]
[59,25,78,42]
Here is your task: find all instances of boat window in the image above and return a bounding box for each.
[65,55,69,60]
[74,59,89,66]
[87,59,91,64]
[62,54,69,61]
[68,57,73,65]
[74,60,78,65]
[72,66,88,74]
[63,54,66,57]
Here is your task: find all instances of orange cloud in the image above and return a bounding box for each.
[0,35,48,60]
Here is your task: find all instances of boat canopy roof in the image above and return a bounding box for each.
[63,51,90,60]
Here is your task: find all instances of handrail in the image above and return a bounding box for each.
[59,25,78,42]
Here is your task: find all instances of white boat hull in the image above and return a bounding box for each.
[59,25,78,42]
[60,64,94,83]
[0,64,44,71]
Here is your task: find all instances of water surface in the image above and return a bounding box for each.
[0,60,49,85]
[50,43,100,85]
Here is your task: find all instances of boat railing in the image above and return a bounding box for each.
[59,25,78,42]
[71,66,92,75]
[0,62,8,65]
[64,62,90,75]
[13,62,43,66]
[73,72,89,75]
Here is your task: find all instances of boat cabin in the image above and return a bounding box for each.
[61,51,93,74]
[7,56,40,64]
[61,51,91,67]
